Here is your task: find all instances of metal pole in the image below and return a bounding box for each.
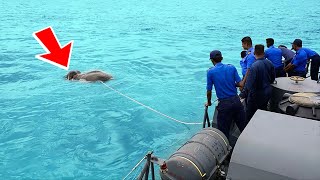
[151,162,155,180]
[137,161,148,180]
[144,153,151,180]
[123,155,146,180]
[203,106,208,128]
[137,152,152,180]
[203,106,210,128]
[206,107,211,127]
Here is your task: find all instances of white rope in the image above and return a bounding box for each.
[100,81,202,125]
[122,155,146,180]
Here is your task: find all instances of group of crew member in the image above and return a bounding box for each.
[205,36,320,140]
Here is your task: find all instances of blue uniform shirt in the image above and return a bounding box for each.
[279,47,295,60]
[292,49,308,72]
[240,57,246,76]
[207,63,241,100]
[265,45,283,68]
[245,58,275,97]
[301,48,318,59]
[242,47,256,75]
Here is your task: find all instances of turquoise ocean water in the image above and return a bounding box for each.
[1,0,320,179]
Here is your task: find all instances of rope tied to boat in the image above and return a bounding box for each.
[100,81,205,125]
[122,154,146,180]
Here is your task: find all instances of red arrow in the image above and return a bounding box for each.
[33,26,73,70]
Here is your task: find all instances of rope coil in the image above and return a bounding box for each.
[100,81,203,125]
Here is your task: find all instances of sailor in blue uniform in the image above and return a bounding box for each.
[205,50,247,139]
[278,45,295,67]
[244,44,276,122]
[240,50,247,77]
[300,46,320,81]
[265,38,285,77]
[240,36,256,86]
[284,39,307,77]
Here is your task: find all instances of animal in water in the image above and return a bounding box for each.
[65,70,113,82]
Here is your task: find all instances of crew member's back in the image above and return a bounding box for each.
[265,38,285,77]
[206,50,247,140]
[245,44,276,121]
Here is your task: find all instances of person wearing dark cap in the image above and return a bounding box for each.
[278,45,295,67]
[240,36,256,86]
[244,44,276,122]
[265,38,285,77]
[205,50,247,140]
[284,39,307,77]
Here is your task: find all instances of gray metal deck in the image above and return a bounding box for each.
[227,110,320,180]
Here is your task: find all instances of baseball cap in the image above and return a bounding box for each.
[210,50,222,59]
[291,39,302,47]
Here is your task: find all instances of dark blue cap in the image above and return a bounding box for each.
[291,39,302,47]
[210,50,222,59]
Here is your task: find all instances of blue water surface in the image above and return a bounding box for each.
[1,0,320,179]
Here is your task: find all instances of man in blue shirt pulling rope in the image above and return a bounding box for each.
[284,39,307,77]
[205,50,247,140]
[265,38,285,77]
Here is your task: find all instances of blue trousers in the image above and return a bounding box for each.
[275,67,286,77]
[216,96,246,139]
[288,71,306,78]
[310,55,320,81]
[246,87,272,122]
